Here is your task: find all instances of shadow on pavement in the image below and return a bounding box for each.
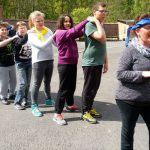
[37,91,144,124]
[74,96,145,124]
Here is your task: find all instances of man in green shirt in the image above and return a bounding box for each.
[81,2,108,123]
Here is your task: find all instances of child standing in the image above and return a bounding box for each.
[53,15,93,125]
[0,22,17,105]
[13,21,32,110]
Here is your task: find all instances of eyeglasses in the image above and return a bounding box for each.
[97,10,109,14]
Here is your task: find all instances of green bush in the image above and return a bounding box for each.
[71,7,91,23]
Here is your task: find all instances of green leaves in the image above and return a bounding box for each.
[71,8,91,23]
[0,0,149,22]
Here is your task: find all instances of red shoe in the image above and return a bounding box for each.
[66,104,78,111]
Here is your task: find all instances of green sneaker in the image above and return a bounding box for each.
[89,108,102,118]
[31,104,43,117]
[81,112,97,124]
[45,99,55,107]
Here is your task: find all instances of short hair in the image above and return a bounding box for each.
[0,22,8,29]
[92,2,106,12]
[28,10,45,29]
[16,21,27,30]
[56,14,73,30]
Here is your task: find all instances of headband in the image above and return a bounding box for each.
[125,18,150,47]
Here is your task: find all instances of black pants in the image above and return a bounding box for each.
[55,64,77,114]
[81,65,103,114]
[116,100,150,150]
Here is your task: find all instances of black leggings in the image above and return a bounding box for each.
[55,64,77,114]
[116,100,150,150]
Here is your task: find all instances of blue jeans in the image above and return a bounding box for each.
[116,100,150,150]
[14,61,32,104]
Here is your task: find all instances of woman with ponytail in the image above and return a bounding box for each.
[28,11,55,117]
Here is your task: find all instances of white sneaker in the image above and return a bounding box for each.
[53,114,67,125]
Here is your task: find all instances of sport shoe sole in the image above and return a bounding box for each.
[81,116,97,124]
[1,100,10,105]
[14,104,25,110]
[53,114,67,126]
[53,118,67,126]
[32,108,43,117]
[32,111,43,117]
[81,113,97,124]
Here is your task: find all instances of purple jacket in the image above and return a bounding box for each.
[54,19,88,64]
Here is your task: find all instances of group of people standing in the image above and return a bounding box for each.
[0,2,108,125]
[0,1,150,149]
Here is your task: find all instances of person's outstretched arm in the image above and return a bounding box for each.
[0,35,18,47]
[13,34,28,47]
[28,32,55,50]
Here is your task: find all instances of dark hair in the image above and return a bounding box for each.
[92,2,106,12]
[0,22,8,29]
[56,14,74,30]
[133,14,150,26]
[130,14,150,36]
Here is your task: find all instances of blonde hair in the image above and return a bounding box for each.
[28,10,45,29]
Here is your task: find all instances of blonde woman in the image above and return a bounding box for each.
[28,11,55,117]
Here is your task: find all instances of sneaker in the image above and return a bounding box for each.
[66,104,78,112]
[1,98,10,105]
[89,108,102,118]
[45,98,55,107]
[8,94,16,100]
[31,104,43,117]
[21,98,28,107]
[81,112,97,124]
[14,103,25,110]
[53,114,67,125]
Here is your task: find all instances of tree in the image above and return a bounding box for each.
[71,7,91,23]
[0,0,149,21]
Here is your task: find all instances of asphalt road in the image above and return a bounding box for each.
[0,41,149,150]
